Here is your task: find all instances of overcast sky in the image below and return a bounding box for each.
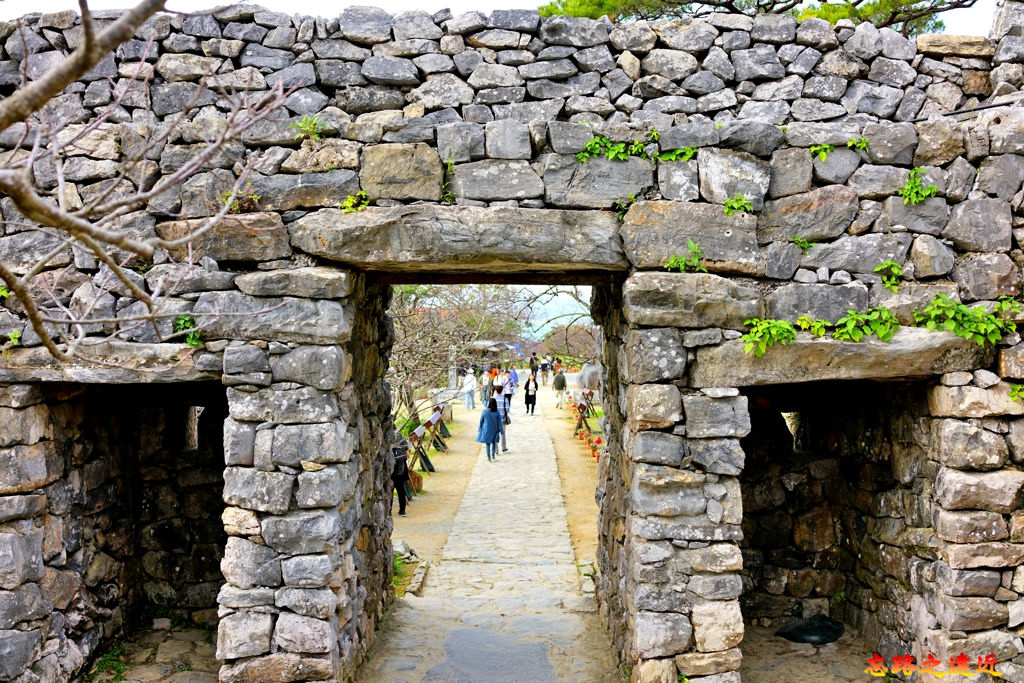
[0,0,1001,36]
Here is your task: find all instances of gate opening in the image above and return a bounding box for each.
[739,379,930,681]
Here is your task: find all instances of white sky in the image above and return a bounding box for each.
[0,0,1000,36]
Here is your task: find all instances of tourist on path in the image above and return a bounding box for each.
[524,374,538,415]
[391,442,410,516]
[529,352,539,377]
[540,356,551,386]
[476,398,503,461]
[461,369,478,411]
[553,368,567,409]
[494,385,511,452]
[501,370,515,413]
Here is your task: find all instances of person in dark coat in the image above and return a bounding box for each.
[391,443,410,516]
[476,398,504,461]
[524,374,538,415]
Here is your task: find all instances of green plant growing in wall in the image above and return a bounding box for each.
[741,318,797,357]
[289,113,327,141]
[723,195,753,216]
[217,182,261,214]
[832,590,847,604]
[847,137,869,151]
[796,314,830,337]
[0,285,8,299]
[791,236,815,254]
[628,139,649,158]
[83,641,130,682]
[440,156,456,204]
[833,307,900,342]
[912,294,1019,346]
[899,167,938,206]
[173,315,202,348]
[1011,384,1024,402]
[649,128,660,143]
[874,260,904,293]
[340,190,369,214]
[678,676,689,683]
[664,239,707,274]
[658,146,696,162]
[613,193,636,220]
[809,143,835,161]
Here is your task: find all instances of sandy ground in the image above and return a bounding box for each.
[544,394,601,565]
[391,404,479,563]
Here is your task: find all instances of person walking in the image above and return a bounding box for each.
[540,356,551,386]
[494,379,511,452]
[524,374,538,415]
[477,398,503,461]
[501,370,515,416]
[553,368,567,409]
[529,352,539,377]
[391,443,410,516]
[462,369,478,411]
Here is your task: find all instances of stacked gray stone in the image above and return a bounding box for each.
[3,4,1024,682]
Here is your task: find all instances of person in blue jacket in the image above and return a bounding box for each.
[476,398,504,461]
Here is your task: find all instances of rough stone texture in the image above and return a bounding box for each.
[621,201,757,274]
[290,205,627,273]
[691,328,993,387]
[622,272,762,330]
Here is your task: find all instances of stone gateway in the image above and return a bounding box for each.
[3,2,1024,681]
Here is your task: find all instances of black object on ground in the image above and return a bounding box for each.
[775,614,845,645]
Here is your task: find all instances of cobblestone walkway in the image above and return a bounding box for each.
[357,403,620,682]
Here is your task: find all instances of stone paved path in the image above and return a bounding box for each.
[357,402,621,683]
[86,626,218,682]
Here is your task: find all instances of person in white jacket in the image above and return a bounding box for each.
[462,369,478,411]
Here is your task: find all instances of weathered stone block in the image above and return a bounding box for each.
[935,467,1024,513]
[543,154,653,209]
[688,439,745,475]
[944,542,1024,569]
[691,600,743,652]
[931,419,1009,471]
[0,629,40,681]
[765,283,868,322]
[634,611,692,658]
[757,185,858,244]
[250,171,360,211]
[227,386,339,424]
[631,463,706,517]
[194,292,352,345]
[622,272,762,330]
[0,442,63,496]
[942,199,1012,253]
[270,346,348,391]
[682,395,750,439]
[929,384,1024,418]
[296,463,358,508]
[952,253,1021,302]
[262,510,342,554]
[219,653,334,683]
[360,143,442,201]
[698,148,771,210]
[630,431,687,466]
[801,233,913,274]
[452,159,544,200]
[934,510,1008,544]
[621,201,758,274]
[931,594,1008,631]
[691,328,991,387]
[627,384,681,430]
[272,422,353,467]
[281,554,333,588]
[274,613,334,654]
[674,649,742,677]
[221,537,281,590]
[223,467,295,514]
[291,205,627,273]
[622,328,687,384]
[217,611,274,660]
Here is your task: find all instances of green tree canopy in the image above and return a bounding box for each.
[538,0,975,35]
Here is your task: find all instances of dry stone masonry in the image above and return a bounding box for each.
[4,1,1024,681]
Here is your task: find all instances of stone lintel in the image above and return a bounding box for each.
[288,205,629,273]
[689,327,992,387]
[0,342,219,384]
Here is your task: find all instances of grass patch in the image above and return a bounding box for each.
[83,641,130,682]
[392,552,419,597]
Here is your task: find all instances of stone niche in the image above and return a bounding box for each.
[0,382,226,682]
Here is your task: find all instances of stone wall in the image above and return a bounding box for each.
[0,382,225,682]
[4,3,1024,682]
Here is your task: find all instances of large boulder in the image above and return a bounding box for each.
[360,143,442,201]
